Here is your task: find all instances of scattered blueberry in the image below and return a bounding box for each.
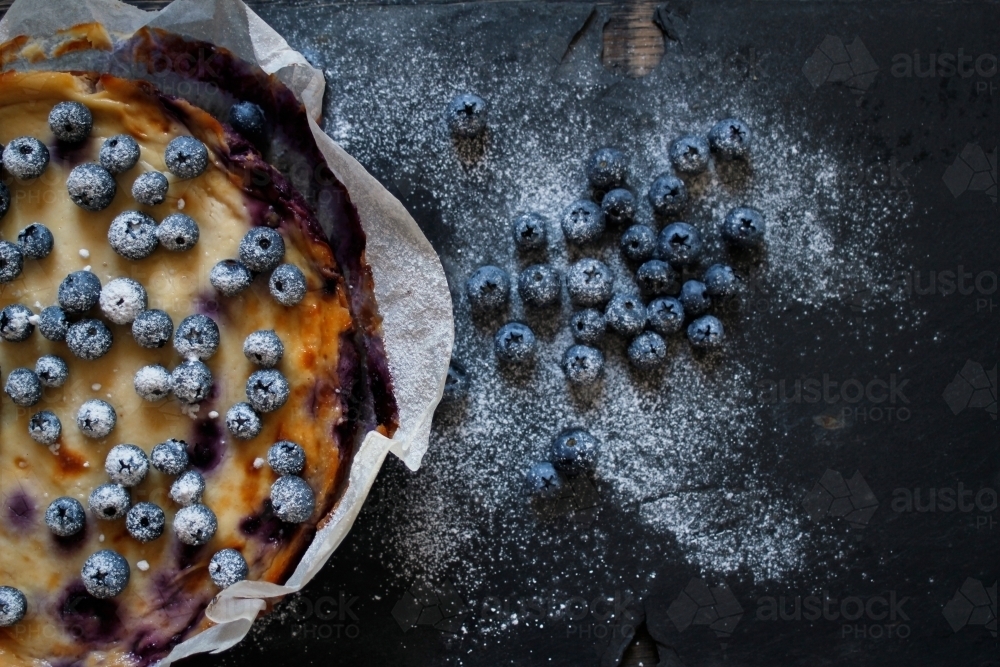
[108,210,158,260]
[3,137,49,180]
[494,322,536,364]
[226,402,262,440]
[569,308,605,346]
[604,293,647,338]
[29,410,61,445]
[105,444,148,487]
[525,462,563,498]
[636,259,676,296]
[646,297,685,336]
[586,147,628,190]
[66,319,113,360]
[628,331,668,370]
[687,315,725,349]
[561,199,605,246]
[174,314,220,360]
[601,188,636,226]
[513,213,548,252]
[647,173,688,216]
[617,225,655,264]
[446,93,488,138]
[170,470,205,507]
[164,136,209,179]
[0,587,26,627]
[209,549,249,589]
[125,502,165,543]
[210,259,253,296]
[150,439,189,475]
[551,428,599,473]
[99,277,147,325]
[16,223,53,259]
[77,399,116,439]
[566,258,613,307]
[708,118,752,160]
[132,309,173,349]
[38,305,69,342]
[442,360,467,402]
[81,550,130,599]
[35,355,68,387]
[243,330,284,368]
[58,270,102,314]
[134,364,172,402]
[669,134,710,174]
[704,263,738,297]
[131,171,169,206]
[157,213,200,251]
[518,264,561,308]
[67,163,117,212]
[0,240,23,283]
[170,360,213,405]
[48,101,92,142]
[4,368,41,407]
[173,504,218,546]
[99,134,141,174]
[45,497,85,537]
[270,475,315,523]
[721,206,765,248]
[239,227,285,272]
[561,345,604,385]
[246,368,290,413]
[658,222,704,266]
[0,303,34,341]
[268,440,306,476]
[679,280,711,316]
[229,101,266,141]
[269,263,307,306]
[88,483,130,521]
[466,265,510,312]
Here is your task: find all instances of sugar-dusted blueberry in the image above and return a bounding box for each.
[270,475,315,523]
[164,136,209,179]
[636,259,675,296]
[466,265,510,312]
[569,309,605,346]
[108,210,158,260]
[229,101,266,140]
[244,330,284,368]
[269,263,307,306]
[45,496,85,537]
[1,304,33,341]
[246,368,290,413]
[99,277,147,325]
[99,134,140,174]
[174,504,217,545]
[67,164,117,212]
[134,364,172,402]
[174,314,220,360]
[647,173,688,217]
[0,587,27,627]
[131,171,168,206]
[105,444,148,487]
[132,309,173,348]
[38,306,68,342]
[551,428,599,473]
[445,93,488,138]
[619,224,655,264]
[125,502,165,543]
[708,118,752,161]
[441,360,467,402]
[604,294,647,338]
[226,402,262,440]
[81,550,129,599]
[66,319,113,360]
[669,134,710,175]
[518,264,561,308]
[562,345,604,385]
[704,263,738,297]
[170,360,212,405]
[494,322,536,364]
[0,241,24,283]
[29,410,61,445]
[150,439,189,475]
[16,223,53,259]
[77,399,116,439]
[561,199,605,246]
[628,331,668,370]
[601,188,636,227]
[210,259,253,297]
[586,147,628,190]
[35,355,68,387]
[209,549,249,589]
[169,470,205,507]
[647,297,685,336]
[58,270,101,314]
[4,368,41,407]
[658,222,704,267]
[238,227,284,272]
[157,213,199,251]
[267,440,305,476]
[687,315,725,349]
[525,462,563,498]
[721,206,766,248]
[679,280,711,316]
[88,483,130,521]
[48,101,92,143]
[566,258,613,307]
[3,137,49,180]
[513,213,547,252]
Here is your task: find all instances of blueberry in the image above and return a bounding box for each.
[81,550,130,598]
[88,483,130,521]
[647,173,688,217]
[239,227,285,272]
[687,315,725,349]
[601,188,636,226]
[518,264,561,308]
[170,360,213,404]
[561,199,605,246]
[669,134,710,174]
[708,118,752,160]
[0,587,27,627]
[29,410,62,445]
[229,101,266,140]
[157,213,200,251]
[16,223,54,259]
[108,210,158,260]
[169,470,205,506]
[269,263,307,306]
[604,294,647,338]
[132,309,173,348]
[67,163,117,212]
[569,308,605,346]
[636,259,675,296]
[3,137,49,180]
[551,428,599,473]
[466,265,510,312]
[174,504,218,545]
[150,439,189,475]
[270,475,315,523]
[105,443,148,487]
[513,213,548,252]
[721,206,765,248]
[77,399,116,439]
[174,314,220,360]
[125,502,165,543]
[58,270,102,313]
[131,171,169,206]
[561,345,604,385]
[494,322,536,364]
[38,305,69,341]
[243,330,284,367]
[704,264,738,297]
[210,259,253,296]
[1,304,34,341]
[0,182,8,219]
[66,319,113,360]
[134,364,172,402]
[164,136,209,179]
[525,462,563,498]
[566,258,613,307]
[246,368,290,413]
[45,496,85,536]
[226,402,262,440]
[99,277,147,325]
[99,134,140,174]
[586,147,628,190]
[679,280,711,316]
[628,331,668,370]
[48,101,92,143]
[35,355,68,387]
[658,222,704,266]
[442,360,467,402]
[4,368,41,407]
[267,440,306,475]
[0,240,24,283]
[446,93,488,138]
[209,549,249,589]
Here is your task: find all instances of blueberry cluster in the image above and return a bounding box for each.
[224,330,293,446]
[210,227,307,307]
[525,428,600,498]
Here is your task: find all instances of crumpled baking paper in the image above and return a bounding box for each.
[0,0,454,663]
